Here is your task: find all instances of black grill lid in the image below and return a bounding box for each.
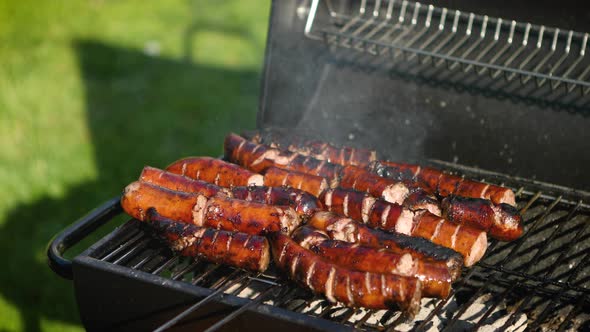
[257,0,590,190]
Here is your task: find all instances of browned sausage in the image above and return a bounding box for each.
[321,188,414,235]
[318,189,484,266]
[286,141,377,167]
[320,188,375,225]
[263,167,328,197]
[139,166,320,219]
[139,166,224,197]
[270,232,422,314]
[308,212,463,279]
[293,226,451,298]
[249,133,378,167]
[482,185,517,207]
[121,181,199,224]
[403,189,442,216]
[166,156,263,187]
[224,133,279,173]
[193,194,300,235]
[339,165,410,205]
[367,199,414,234]
[442,196,523,241]
[146,209,270,272]
[230,186,322,219]
[272,154,342,186]
[375,161,516,206]
[412,210,488,267]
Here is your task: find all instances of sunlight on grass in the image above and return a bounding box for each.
[0,0,270,331]
[0,294,22,331]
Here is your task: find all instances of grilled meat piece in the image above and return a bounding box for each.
[308,211,463,278]
[147,209,270,272]
[293,226,452,298]
[442,196,523,241]
[166,156,263,187]
[270,232,422,314]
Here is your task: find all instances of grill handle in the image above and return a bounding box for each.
[47,196,122,280]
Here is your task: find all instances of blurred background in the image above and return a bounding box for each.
[0,0,270,331]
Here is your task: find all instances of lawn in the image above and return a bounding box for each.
[0,0,270,330]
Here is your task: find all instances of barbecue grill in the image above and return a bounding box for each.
[48,0,590,330]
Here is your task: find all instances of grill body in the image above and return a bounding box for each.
[259,0,590,190]
[67,162,590,331]
[49,0,590,331]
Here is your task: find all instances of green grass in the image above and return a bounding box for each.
[0,0,270,330]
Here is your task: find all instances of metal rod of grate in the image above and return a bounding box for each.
[304,0,590,108]
[94,179,589,331]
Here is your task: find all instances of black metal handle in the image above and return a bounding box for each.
[47,196,123,280]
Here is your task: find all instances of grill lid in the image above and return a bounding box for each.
[257,0,590,190]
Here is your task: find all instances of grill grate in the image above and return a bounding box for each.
[304,0,590,110]
[88,161,590,331]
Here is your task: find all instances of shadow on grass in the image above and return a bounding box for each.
[1,40,260,331]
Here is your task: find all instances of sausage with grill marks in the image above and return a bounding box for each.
[249,133,378,167]
[374,161,516,206]
[269,232,422,314]
[146,209,270,272]
[321,188,414,234]
[121,181,300,235]
[320,189,486,266]
[122,181,200,224]
[404,189,442,216]
[272,153,342,186]
[193,194,300,235]
[140,166,224,197]
[139,166,321,219]
[293,227,452,298]
[308,211,463,279]
[442,196,523,241]
[224,133,278,173]
[230,186,322,219]
[264,167,328,197]
[166,156,263,187]
[412,210,488,266]
[288,141,377,168]
[339,165,410,205]
[228,133,343,186]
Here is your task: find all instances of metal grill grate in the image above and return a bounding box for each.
[304,0,590,110]
[89,162,590,331]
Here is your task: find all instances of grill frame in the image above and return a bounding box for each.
[50,160,590,331]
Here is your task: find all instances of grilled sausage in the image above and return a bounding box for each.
[166,156,263,187]
[308,212,463,279]
[249,133,378,167]
[321,188,486,266]
[230,186,322,219]
[412,210,488,266]
[146,209,270,272]
[270,232,422,314]
[293,227,451,298]
[193,194,300,235]
[287,141,377,167]
[442,196,523,241]
[403,189,442,216]
[224,133,279,173]
[272,153,342,186]
[139,167,321,219]
[264,167,328,197]
[227,133,343,186]
[340,165,410,205]
[139,166,224,197]
[321,188,413,234]
[374,161,516,206]
[122,181,200,224]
